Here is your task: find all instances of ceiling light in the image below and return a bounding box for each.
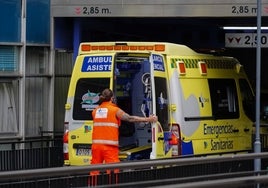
[222,26,268,30]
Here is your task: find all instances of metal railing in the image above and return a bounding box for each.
[0,131,267,187]
[0,136,63,171]
[1,152,268,187]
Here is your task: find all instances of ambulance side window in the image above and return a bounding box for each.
[239,79,255,121]
[73,78,110,120]
[208,79,239,119]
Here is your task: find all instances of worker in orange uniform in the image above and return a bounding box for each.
[89,88,157,185]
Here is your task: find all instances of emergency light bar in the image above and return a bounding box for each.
[81,44,165,52]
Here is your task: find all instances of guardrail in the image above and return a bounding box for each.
[1,152,268,187]
[0,137,63,171]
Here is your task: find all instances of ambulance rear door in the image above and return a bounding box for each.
[149,53,170,159]
[65,53,116,166]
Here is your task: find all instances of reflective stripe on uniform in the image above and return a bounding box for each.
[93,139,119,145]
[93,122,119,128]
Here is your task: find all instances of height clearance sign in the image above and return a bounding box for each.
[225,33,268,48]
[51,0,268,17]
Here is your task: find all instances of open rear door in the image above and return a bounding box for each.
[149,54,170,159]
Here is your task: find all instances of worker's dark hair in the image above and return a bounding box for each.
[100,88,113,102]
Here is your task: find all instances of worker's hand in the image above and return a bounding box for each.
[148,114,158,123]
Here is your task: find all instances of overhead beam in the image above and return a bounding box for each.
[51,0,268,17]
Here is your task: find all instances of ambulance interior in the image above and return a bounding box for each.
[113,53,153,159]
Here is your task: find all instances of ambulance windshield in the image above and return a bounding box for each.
[239,79,255,121]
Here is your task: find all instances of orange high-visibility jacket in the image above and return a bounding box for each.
[92,101,123,146]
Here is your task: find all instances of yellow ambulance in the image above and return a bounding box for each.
[63,42,255,166]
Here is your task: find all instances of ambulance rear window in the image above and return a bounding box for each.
[209,79,239,119]
[73,78,110,120]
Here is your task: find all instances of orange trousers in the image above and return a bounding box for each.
[90,144,120,175]
[89,144,120,186]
